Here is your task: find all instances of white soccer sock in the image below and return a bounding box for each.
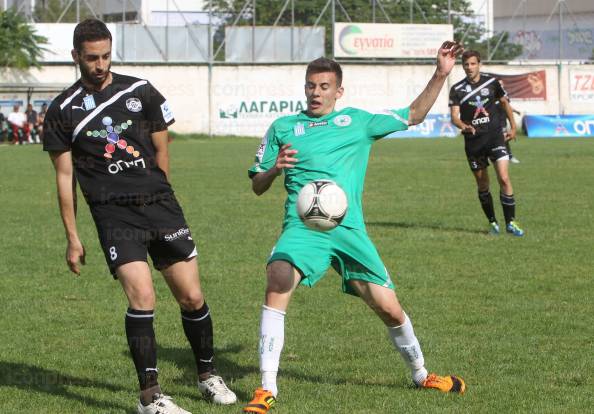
[387,312,428,385]
[259,305,286,397]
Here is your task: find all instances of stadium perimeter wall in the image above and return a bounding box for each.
[1,63,591,136]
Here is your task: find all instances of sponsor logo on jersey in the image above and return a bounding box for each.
[480,88,489,96]
[471,116,490,125]
[126,97,142,112]
[294,122,305,136]
[164,227,190,242]
[465,84,472,92]
[470,96,490,119]
[255,130,269,161]
[334,114,352,127]
[85,117,141,168]
[308,120,328,128]
[83,95,96,110]
[160,101,174,122]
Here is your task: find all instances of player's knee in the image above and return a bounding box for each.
[366,297,404,326]
[177,290,205,311]
[266,261,296,294]
[498,175,511,188]
[129,288,156,309]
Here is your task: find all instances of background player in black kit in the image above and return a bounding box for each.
[43,19,236,414]
[449,50,524,237]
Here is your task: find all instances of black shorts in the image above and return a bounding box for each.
[464,131,509,171]
[89,195,197,277]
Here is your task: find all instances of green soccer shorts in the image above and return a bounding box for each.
[268,222,394,296]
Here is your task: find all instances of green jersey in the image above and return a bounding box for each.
[248,106,410,230]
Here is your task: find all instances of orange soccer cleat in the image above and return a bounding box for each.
[243,387,277,413]
[420,373,466,394]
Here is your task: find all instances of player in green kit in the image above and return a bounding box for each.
[244,41,465,414]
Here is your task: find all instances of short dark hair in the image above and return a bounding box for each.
[306,57,343,86]
[462,50,481,63]
[73,19,112,51]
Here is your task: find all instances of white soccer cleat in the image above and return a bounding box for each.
[198,374,237,405]
[137,393,192,414]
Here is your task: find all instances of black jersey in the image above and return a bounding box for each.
[449,74,507,137]
[43,73,174,204]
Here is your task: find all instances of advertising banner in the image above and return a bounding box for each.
[569,69,594,103]
[387,114,457,138]
[334,23,453,58]
[485,71,547,101]
[524,115,594,138]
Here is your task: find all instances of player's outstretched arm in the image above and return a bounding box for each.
[251,143,298,196]
[409,41,463,125]
[49,150,86,275]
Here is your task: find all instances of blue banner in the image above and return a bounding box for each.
[386,114,457,138]
[524,115,594,138]
[0,99,24,109]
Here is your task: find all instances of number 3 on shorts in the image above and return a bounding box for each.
[109,246,118,261]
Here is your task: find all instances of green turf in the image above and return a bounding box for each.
[0,137,593,413]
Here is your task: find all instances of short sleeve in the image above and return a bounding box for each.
[449,86,460,107]
[139,82,175,133]
[248,124,280,178]
[494,80,507,100]
[42,101,72,152]
[365,107,410,140]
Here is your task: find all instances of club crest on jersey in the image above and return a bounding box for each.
[126,97,143,112]
[294,122,305,136]
[334,115,352,127]
[480,88,489,96]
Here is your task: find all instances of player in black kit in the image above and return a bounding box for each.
[43,19,236,414]
[449,50,524,236]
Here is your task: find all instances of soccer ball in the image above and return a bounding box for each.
[296,180,348,231]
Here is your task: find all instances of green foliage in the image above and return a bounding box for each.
[0,8,48,69]
[1,138,593,413]
[33,0,96,23]
[207,0,522,60]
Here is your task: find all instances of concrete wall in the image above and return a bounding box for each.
[1,62,593,137]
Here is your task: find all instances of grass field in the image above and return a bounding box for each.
[0,136,593,413]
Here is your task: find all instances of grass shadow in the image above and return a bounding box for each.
[366,220,485,235]
[0,361,129,412]
[119,343,256,401]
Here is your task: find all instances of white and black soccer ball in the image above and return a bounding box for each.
[296,180,348,231]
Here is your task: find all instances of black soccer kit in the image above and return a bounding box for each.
[449,74,509,171]
[43,73,196,275]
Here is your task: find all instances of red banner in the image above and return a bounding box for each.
[486,70,547,101]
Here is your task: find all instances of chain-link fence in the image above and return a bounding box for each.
[3,0,594,63]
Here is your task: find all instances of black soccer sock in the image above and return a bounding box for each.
[125,308,159,391]
[500,192,516,224]
[181,303,215,377]
[478,190,497,223]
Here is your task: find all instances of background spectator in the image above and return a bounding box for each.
[26,103,40,144]
[7,105,29,145]
[0,111,8,143]
[37,103,48,143]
